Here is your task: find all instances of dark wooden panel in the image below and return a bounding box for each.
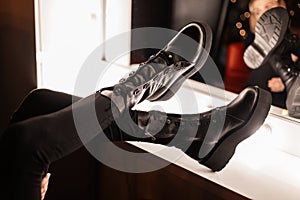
[45,147,97,200]
[0,0,37,133]
[96,142,249,200]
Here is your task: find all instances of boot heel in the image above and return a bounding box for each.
[200,87,271,171]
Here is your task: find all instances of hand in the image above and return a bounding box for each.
[291,53,298,63]
[268,77,285,92]
[41,173,51,200]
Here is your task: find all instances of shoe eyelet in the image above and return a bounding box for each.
[164,68,171,75]
[114,87,122,96]
[119,78,126,83]
[166,119,171,124]
[143,82,150,89]
[138,63,145,69]
[133,89,140,95]
[174,63,182,70]
[174,121,180,126]
[129,71,135,76]
[153,75,159,81]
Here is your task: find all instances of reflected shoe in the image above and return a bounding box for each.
[243,7,289,69]
[120,86,271,171]
[270,55,300,118]
[102,22,212,114]
[268,32,300,118]
[286,74,300,118]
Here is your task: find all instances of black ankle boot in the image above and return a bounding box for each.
[243,7,289,69]
[101,22,212,114]
[115,86,271,171]
[266,31,300,118]
[271,54,299,91]
[270,54,300,118]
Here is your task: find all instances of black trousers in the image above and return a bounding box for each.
[0,89,124,200]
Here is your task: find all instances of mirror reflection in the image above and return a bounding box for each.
[130,0,300,121]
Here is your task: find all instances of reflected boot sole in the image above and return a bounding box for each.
[243,7,289,69]
[199,87,271,171]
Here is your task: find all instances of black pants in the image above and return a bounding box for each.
[0,89,124,200]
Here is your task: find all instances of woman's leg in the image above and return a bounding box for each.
[5,89,82,198]
[0,87,271,199]
[0,92,116,200]
[10,89,81,124]
[0,22,211,199]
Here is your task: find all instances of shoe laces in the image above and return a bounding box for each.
[116,51,188,94]
[117,51,169,85]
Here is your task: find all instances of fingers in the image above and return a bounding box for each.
[41,173,51,200]
[291,53,298,63]
[268,77,285,92]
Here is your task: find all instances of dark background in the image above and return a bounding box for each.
[131,0,300,85]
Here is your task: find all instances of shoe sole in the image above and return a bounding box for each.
[199,87,271,171]
[151,22,213,101]
[286,77,300,118]
[243,7,289,69]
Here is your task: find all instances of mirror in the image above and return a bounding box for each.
[130,0,300,122]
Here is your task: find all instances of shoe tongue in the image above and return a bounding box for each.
[150,46,189,67]
[165,45,193,63]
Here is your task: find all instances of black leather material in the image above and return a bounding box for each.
[262,28,300,118]
[127,86,271,171]
[267,34,300,118]
[109,22,212,114]
[271,52,300,118]
[271,56,298,91]
[268,32,300,90]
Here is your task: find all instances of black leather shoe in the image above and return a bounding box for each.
[270,55,300,118]
[286,74,300,118]
[121,86,271,171]
[264,31,300,118]
[106,22,212,114]
[243,7,289,69]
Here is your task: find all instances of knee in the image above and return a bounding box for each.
[27,88,53,102]
[16,88,54,112]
